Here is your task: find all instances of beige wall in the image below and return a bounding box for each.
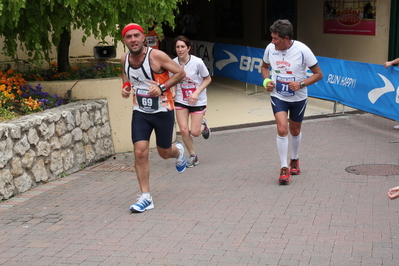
[68,29,128,61]
[0,29,128,64]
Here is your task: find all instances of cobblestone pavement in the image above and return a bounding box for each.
[1,112,399,266]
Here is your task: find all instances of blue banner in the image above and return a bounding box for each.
[213,42,399,121]
[213,43,263,85]
[312,57,399,121]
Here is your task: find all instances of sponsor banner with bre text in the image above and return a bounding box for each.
[213,42,399,121]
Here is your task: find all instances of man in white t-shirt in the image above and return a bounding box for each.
[261,19,323,185]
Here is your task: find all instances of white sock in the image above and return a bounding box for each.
[142,192,151,199]
[276,135,288,168]
[291,133,302,160]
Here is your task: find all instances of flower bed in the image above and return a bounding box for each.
[0,69,65,121]
[0,61,122,122]
[23,61,122,81]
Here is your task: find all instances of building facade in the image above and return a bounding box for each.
[0,0,393,66]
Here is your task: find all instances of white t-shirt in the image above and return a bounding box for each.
[263,40,318,102]
[173,55,210,106]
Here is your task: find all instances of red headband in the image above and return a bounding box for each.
[122,24,144,37]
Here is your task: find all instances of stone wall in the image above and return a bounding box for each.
[0,99,115,200]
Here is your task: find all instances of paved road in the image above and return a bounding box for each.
[1,112,399,265]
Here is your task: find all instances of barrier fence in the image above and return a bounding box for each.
[192,41,399,121]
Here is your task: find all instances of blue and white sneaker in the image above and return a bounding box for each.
[175,143,187,173]
[130,195,154,213]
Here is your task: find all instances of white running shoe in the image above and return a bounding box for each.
[175,143,186,173]
[130,194,154,213]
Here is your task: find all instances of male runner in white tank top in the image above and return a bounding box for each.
[120,23,186,212]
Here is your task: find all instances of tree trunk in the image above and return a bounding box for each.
[57,27,71,73]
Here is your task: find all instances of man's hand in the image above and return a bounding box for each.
[384,61,393,69]
[388,186,399,200]
[265,81,275,92]
[121,83,131,98]
[148,81,163,97]
[288,81,301,92]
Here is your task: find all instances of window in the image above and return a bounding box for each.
[216,0,243,39]
[262,0,296,40]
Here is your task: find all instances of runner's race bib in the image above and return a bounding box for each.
[146,36,157,47]
[136,89,159,112]
[276,76,295,97]
[181,82,197,103]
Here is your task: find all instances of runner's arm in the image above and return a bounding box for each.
[120,53,131,98]
[302,63,323,88]
[261,62,274,92]
[154,50,185,88]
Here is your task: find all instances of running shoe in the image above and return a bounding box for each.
[279,167,290,185]
[394,125,399,130]
[175,143,187,173]
[130,194,154,213]
[186,154,199,168]
[290,158,300,175]
[202,118,211,139]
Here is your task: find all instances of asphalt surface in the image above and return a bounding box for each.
[1,109,399,265]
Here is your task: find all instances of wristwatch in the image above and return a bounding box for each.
[158,84,167,94]
[300,81,306,88]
